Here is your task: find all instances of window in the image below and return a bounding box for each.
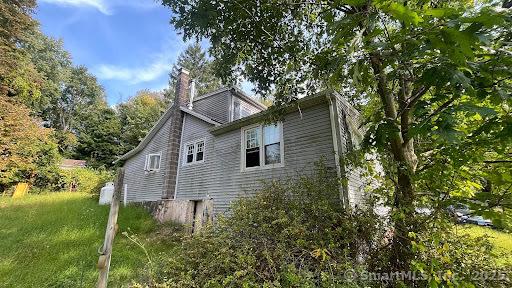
[232,100,241,120]
[232,98,253,121]
[241,107,252,118]
[196,141,204,161]
[263,124,281,165]
[245,127,260,167]
[186,144,194,163]
[242,123,283,171]
[144,153,161,172]
[183,139,205,165]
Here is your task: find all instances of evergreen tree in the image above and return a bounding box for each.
[165,43,222,101]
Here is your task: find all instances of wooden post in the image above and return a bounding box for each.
[97,168,124,288]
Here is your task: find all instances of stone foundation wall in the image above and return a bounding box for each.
[137,199,214,232]
[138,199,194,224]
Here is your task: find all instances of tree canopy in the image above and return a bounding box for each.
[164,0,512,276]
[166,42,222,100]
[117,90,167,154]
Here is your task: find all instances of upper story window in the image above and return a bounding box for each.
[144,153,161,172]
[184,139,205,165]
[232,98,253,121]
[242,123,283,171]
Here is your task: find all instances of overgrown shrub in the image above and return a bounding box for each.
[134,163,510,288]
[58,167,113,195]
[137,163,384,287]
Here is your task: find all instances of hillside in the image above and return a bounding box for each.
[0,193,176,287]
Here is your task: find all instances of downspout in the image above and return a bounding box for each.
[327,94,350,209]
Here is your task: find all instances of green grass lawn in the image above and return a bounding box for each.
[458,225,512,266]
[0,192,177,287]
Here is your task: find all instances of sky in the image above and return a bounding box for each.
[35,0,194,105]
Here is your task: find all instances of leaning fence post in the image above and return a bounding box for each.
[97,168,124,288]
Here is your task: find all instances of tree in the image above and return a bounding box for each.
[73,101,122,168]
[164,0,512,275]
[48,65,104,132]
[0,0,38,95]
[166,43,222,101]
[0,96,60,192]
[117,90,167,153]
[21,31,73,118]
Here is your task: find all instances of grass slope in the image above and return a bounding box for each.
[458,225,512,266]
[0,192,173,287]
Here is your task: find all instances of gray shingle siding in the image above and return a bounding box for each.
[176,102,336,215]
[122,113,172,202]
[193,91,231,123]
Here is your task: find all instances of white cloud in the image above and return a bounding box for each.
[39,0,111,14]
[39,0,159,15]
[94,48,175,84]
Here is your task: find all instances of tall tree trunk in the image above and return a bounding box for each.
[370,55,417,273]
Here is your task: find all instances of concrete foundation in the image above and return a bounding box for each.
[139,199,213,232]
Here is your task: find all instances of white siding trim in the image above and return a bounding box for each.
[328,95,348,209]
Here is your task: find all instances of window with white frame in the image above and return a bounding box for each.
[232,97,253,121]
[144,153,161,172]
[242,123,283,170]
[184,140,205,164]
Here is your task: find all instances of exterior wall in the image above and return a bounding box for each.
[175,114,216,200]
[334,94,366,207]
[122,113,173,202]
[176,102,337,215]
[232,95,263,120]
[193,90,232,123]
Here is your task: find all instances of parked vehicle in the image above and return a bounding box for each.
[466,215,493,227]
[447,203,472,216]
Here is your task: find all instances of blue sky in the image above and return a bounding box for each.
[36,0,192,105]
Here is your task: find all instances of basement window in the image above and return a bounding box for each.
[242,123,283,171]
[144,153,161,172]
[183,139,206,165]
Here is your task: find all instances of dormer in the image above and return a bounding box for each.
[190,87,266,124]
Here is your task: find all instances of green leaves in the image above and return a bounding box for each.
[380,2,423,26]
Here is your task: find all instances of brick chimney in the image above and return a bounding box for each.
[162,68,190,199]
[174,68,191,106]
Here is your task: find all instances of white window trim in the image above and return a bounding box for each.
[182,138,206,166]
[241,122,284,172]
[144,152,162,173]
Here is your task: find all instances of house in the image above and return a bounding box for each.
[59,159,87,170]
[117,68,366,228]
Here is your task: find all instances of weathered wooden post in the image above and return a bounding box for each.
[97,168,124,288]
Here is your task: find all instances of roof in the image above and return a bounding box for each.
[194,86,268,111]
[60,159,87,169]
[115,103,220,163]
[210,90,333,135]
[116,87,265,163]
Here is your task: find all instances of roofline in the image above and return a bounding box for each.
[180,106,221,125]
[193,87,232,101]
[209,90,333,136]
[114,104,220,163]
[230,87,268,110]
[115,104,176,163]
[193,86,267,111]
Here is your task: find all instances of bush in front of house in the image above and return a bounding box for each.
[135,162,386,287]
[58,167,113,195]
[132,161,511,288]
